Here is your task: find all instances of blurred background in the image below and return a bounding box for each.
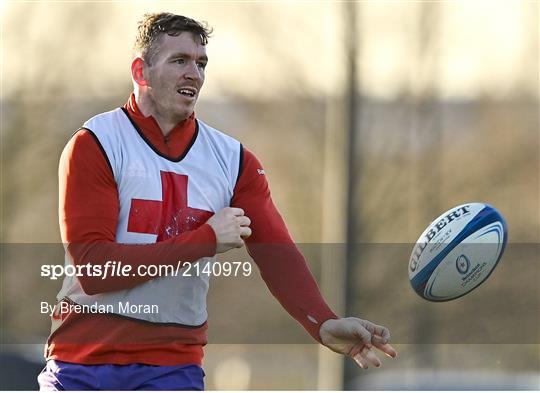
[1,0,539,390]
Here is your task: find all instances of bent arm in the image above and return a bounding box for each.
[60,130,216,295]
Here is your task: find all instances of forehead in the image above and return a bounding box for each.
[154,32,207,59]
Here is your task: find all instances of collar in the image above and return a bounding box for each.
[122,93,196,157]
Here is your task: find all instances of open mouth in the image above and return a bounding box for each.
[177,88,196,98]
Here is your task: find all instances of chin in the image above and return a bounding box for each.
[169,104,188,118]
[174,109,193,121]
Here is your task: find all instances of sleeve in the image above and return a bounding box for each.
[230,147,338,343]
[59,129,217,295]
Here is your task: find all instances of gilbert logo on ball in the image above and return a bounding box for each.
[408,203,508,302]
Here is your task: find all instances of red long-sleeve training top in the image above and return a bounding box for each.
[45,94,337,366]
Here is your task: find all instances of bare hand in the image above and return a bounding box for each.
[319,317,397,369]
[206,207,251,253]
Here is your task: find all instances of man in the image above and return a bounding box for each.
[38,13,396,390]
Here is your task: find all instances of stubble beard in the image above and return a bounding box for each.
[155,93,194,124]
[172,99,195,122]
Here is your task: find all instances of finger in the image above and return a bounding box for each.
[237,216,251,227]
[364,323,390,344]
[362,347,382,368]
[371,334,387,346]
[229,207,245,217]
[373,341,397,359]
[347,342,366,358]
[353,353,368,370]
[240,227,252,239]
[351,324,373,348]
[234,239,245,248]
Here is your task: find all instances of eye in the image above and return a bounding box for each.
[173,58,185,65]
[197,62,207,70]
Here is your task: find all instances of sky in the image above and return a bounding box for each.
[1,0,538,100]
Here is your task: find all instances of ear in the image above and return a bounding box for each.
[131,57,148,87]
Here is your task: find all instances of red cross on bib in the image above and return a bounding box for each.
[127,171,213,241]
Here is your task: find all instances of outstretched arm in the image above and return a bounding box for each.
[231,147,397,367]
[230,147,337,340]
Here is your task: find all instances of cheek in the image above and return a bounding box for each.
[149,69,171,87]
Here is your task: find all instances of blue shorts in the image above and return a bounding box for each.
[37,360,204,391]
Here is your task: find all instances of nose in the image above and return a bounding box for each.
[184,61,202,82]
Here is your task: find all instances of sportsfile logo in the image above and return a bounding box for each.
[409,205,471,272]
[41,261,184,280]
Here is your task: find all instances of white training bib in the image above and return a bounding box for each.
[57,108,241,326]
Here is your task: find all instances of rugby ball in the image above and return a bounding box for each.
[408,203,507,301]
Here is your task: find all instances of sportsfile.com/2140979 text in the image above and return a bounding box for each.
[40,260,253,280]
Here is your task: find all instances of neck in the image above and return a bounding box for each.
[134,90,185,136]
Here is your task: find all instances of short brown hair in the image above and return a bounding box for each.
[134,12,212,65]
